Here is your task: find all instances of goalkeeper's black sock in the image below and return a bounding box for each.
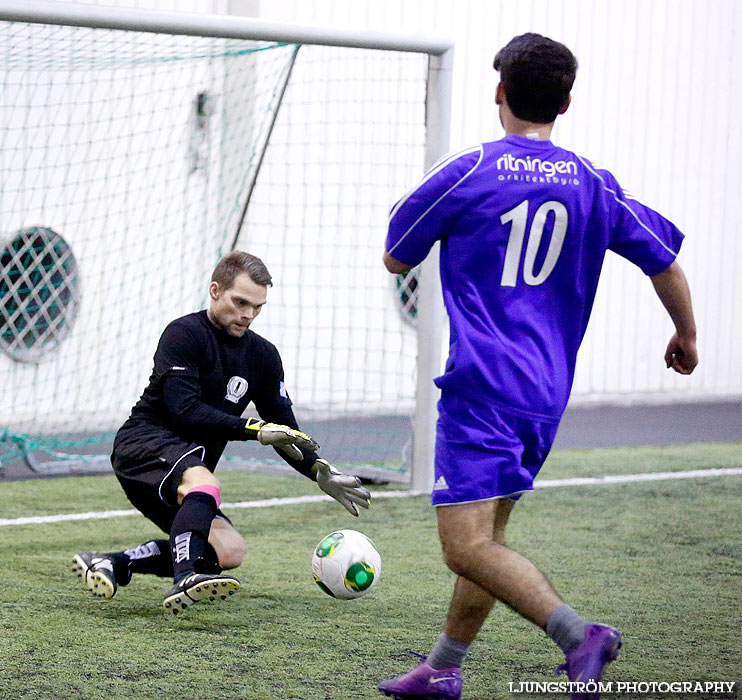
[108,539,173,579]
[169,491,218,584]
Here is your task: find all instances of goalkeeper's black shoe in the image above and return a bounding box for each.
[72,551,131,600]
[163,573,240,615]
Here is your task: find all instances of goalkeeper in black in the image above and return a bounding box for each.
[72,251,370,614]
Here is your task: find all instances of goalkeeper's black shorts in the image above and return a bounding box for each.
[111,433,231,535]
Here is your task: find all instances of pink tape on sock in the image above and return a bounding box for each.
[185,484,221,509]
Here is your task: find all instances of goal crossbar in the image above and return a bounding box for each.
[0,0,452,55]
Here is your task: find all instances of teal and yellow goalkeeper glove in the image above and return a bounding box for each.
[245,418,320,460]
[313,458,371,517]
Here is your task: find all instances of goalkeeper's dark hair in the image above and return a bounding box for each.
[212,251,273,289]
[493,33,577,124]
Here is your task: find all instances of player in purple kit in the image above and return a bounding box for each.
[378,33,697,700]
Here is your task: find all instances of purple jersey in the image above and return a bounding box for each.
[387,135,684,421]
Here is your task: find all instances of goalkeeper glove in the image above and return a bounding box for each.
[313,458,371,517]
[245,419,319,460]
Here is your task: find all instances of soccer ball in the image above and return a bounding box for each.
[311,529,381,599]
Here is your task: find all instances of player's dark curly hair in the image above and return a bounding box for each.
[212,251,273,289]
[493,33,577,124]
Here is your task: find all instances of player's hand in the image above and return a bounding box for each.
[246,419,320,459]
[314,459,371,517]
[664,332,698,375]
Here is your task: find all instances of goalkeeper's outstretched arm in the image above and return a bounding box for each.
[162,373,321,456]
[163,371,260,440]
[312,458,371,517]
[252,401,370,517]
[244,418,319,460]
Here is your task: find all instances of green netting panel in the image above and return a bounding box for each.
[0,20,428,479]
[1,226,80,362]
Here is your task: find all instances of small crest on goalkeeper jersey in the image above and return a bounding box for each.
[225,375,248,404]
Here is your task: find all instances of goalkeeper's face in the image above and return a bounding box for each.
[208,273,268,337]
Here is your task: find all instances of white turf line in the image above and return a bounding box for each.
[0,467,740,528]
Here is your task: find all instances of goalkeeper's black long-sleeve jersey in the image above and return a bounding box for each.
[113,310,316,477]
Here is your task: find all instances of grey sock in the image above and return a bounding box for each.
[426,633,470,670]
[546,603,587,653]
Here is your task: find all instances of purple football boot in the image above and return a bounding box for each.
[556,623,622,700]
[378,660,462,700]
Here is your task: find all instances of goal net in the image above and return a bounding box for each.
[0,11,443,480]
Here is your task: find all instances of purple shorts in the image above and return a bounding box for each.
[432,393,560,506]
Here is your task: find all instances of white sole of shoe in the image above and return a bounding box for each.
[163,577,240,615]
[71,554,116,599]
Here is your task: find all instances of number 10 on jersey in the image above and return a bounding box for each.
[499,199,568,287]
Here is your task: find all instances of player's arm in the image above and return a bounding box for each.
[163,372,318,448]
[158,324,318,448]
[602,172,697,375]
[383,251,412,274]
[385,145,482,272]
[650,261,698,375]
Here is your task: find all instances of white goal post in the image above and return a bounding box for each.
[0,1,452,492]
